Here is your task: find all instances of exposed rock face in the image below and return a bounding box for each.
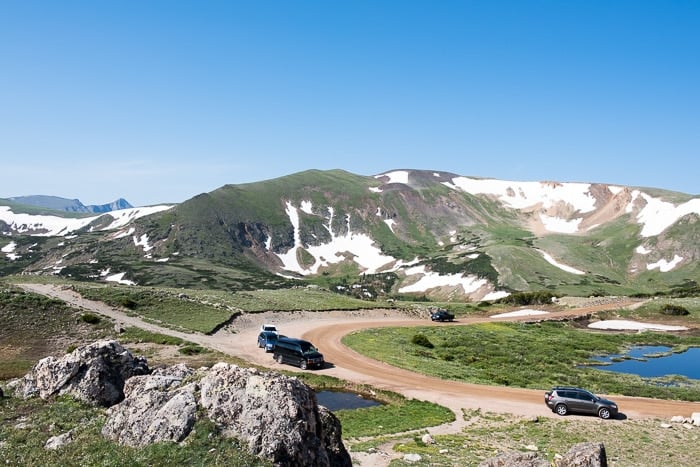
[45,430,74,450]
[481,442,607,467]
[317,405,352,467]
[556,442,607,466]
[10,343,351,466]
[8,340,149,406]
[200,362,350,467]
[101,364,198,447]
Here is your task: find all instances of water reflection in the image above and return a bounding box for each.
[315,390,381,411]
[590,346,700,379]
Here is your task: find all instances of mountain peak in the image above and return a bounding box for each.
[7,195,133,213]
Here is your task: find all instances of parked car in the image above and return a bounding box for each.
[257,331,281,352]
[260,324,278,334]
[544,386,618,419]
[273,337,324,370]
[430,309,455,322]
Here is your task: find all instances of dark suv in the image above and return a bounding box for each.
[545,386,618,419]
[273,337,324,370]
[430,309,455,322]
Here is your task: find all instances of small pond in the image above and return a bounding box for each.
[315,390,381,411]
[589,345,700,379]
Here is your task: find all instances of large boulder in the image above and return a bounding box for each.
[8,340,149,406]
[556,442,607,466]
[200,362,350,467]
[101,364,197,447]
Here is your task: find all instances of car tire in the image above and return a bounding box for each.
[598,407,611,419]
[300,360,308,370]
[555,404,568,416]
[275,354,284,364]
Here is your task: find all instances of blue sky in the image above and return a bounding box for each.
[2,1,698,206]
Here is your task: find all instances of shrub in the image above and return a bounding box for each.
[119,297,138,309]
[661,304,690,316]
[411,333,434,349]
[79,313,101,324]
[179,344,205,355]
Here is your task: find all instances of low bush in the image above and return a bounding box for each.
[661,304,690,316]
[411,333,434,348]
[79,313,101,324]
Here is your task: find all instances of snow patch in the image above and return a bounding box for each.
[133,234,154,252]
[105,272,136,286]
[636,193,700,237]
[377,170,409,185]
[491,309,549,318]
[647,255,683,272]
[2,241,20,260]
[588,320,688,331]
[636,245,651,255]
[445,177,597,213]
[540,214,583,234]
[300,200,313,214]
[482,290,511,301]
[275,202,405,275]
[538,250,585,275]
[0,205,173,237]
[398,264,487,294]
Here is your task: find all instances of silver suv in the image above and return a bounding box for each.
[544,386,618,419]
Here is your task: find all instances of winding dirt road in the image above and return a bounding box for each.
[20,283,700,427]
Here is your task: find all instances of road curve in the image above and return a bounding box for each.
[300,315,700,422]
[18,283,700,423]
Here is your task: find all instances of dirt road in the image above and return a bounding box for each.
[19,283,700,427]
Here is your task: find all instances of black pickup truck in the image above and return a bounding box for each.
[430,309,455,322]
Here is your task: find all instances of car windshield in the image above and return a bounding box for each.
[299,342,318,354]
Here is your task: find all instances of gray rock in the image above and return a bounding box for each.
[101,375,198,447]
[318,405,352,467]
[45,430,73,450]
[479,451,549,466]
[200,362,350,467]
[9,340,149,406]
[691,412,700,427]
[555,442,607,467]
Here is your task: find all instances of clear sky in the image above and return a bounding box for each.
[2,1,698,206]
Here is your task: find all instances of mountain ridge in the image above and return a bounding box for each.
[7,195,133,213]
[1,169,698,300]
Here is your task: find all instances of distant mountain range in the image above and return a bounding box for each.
[7,195,133,213]
[1,169,698,301]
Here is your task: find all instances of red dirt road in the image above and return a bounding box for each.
[19,284,700,425]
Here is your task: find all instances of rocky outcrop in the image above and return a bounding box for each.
[556,442,607,466]
[101,364,198,447]
[199,362,351,467]
[9,342,351,466]
[7,340,149,406]
[481,442,607,467]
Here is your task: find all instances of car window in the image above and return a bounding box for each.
[299,342,318,354]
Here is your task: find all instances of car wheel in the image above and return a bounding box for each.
[598,407,611,419]
[555,404,568,416]
[300,360,308,370]
[275,354,284,364]
[258,341,262,348]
